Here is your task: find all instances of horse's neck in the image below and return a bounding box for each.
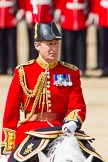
[46,134,86,162]
[38,134,93,162]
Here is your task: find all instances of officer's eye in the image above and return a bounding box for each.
[47,42,59,46]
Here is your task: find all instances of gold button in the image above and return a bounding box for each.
[48,109,51,112]
[47,85,50,88]
[47,75,50,79]
[48,104,52,107]
[9,146,13,149]
[47,71,50,74]
[47,90,50,94]
[10,133,14,137]
[10,137,14,140]
[9,142,13,146]
[48,100,51,103]
[47,81,50,85]
[48,94,51,98]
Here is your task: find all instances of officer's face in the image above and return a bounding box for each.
[34,39,60,63]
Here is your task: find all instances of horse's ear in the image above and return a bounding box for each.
[84,155,93,162]
[38,151,50,162]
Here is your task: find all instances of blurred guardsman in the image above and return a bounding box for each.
[0,0,24,75]
[88,0,108,77]
[98,0,108,77]
[86,0,101,71]
[55,0,91,77]
[22,0,60,60]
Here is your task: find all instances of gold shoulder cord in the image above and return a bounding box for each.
[18,66,47,124]
[19,66,40,98]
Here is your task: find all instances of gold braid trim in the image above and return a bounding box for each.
[18,67,47,124]
[64,109,82,123]
[19,66,41,98]
[22,96,31,111]
[78,141,105,162]
[3,129,16,154]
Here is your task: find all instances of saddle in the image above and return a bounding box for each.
[9,126,104,162]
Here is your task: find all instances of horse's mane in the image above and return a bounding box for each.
[38,133,93,162]
[46,133,86,162]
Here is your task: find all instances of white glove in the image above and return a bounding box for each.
[16,9,25,21]
[53,9,61,23]
[25,11,32,24]
[62,121,77,134]
[0,154,10,162]
[86,13,99,26]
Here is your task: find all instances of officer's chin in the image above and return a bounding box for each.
[49,55,58,62]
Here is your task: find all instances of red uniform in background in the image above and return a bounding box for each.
[90,0,108,76]
[1,55,86,155]
[60,0,88,30]
[0,0,24,75]
[57,0,91,77]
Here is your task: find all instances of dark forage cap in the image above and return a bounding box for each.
[34,22,62,41]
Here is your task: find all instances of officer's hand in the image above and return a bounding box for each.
[62,121,77,134]
[0,154,10,162]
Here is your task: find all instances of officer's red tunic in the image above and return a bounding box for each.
[1,56,86,154]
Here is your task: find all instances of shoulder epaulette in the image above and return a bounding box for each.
[16,59,35,69]
[60,61,78,71]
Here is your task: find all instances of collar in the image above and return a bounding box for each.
[36,55,58,69]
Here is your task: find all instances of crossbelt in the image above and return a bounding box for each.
[66,2,87,10]
[0,1,15,7]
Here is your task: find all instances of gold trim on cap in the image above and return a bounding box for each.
[34,23,38,39]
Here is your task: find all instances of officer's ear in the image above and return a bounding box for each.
[34,42,40,51]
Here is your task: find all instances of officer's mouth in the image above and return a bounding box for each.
[50,52,56,56]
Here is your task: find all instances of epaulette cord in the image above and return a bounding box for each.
[16,59,35,69]
[60,61,78,71]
